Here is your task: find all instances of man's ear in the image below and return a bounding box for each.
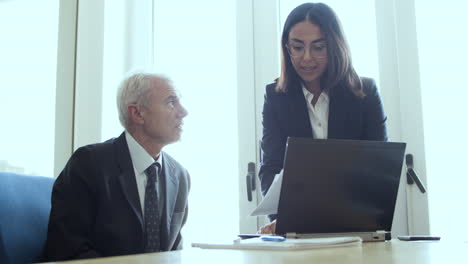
[128,104,145,125]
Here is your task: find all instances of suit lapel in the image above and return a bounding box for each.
[114,133,144,230]
[160,152,179,250]
[328,88,360,139]
[287,85,313,138]
[328,92,346,138]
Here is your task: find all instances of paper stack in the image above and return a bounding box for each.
[192,236,362,251]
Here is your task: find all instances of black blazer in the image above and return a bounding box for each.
[45,133,190,261]
[259,78,387,196]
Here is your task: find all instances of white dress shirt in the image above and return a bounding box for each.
[302,85,329,139]
[125,131,164,217]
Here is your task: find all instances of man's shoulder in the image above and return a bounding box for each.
[69,136,124,165]
[74,138,117,155]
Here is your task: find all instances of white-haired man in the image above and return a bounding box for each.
[45,73,189,261]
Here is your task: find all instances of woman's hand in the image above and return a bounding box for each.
[258,220,277,234]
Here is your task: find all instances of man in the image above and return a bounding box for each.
[45,73,190,261]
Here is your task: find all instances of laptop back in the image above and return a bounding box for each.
[275,138,406,239]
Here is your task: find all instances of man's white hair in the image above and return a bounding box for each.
[116,73,168,130]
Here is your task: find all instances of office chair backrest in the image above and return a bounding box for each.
[0,231,7,263]
[0,172,54,264]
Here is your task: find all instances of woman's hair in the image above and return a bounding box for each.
[277,2,365,97]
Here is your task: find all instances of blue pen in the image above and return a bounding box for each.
[261,235,286,242]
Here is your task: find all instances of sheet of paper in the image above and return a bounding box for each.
[192,236,362,250]
[250,171,283,216]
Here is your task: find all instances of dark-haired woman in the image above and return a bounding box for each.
[258,3,387,234]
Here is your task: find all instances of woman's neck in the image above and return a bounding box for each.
[304,79,322,95]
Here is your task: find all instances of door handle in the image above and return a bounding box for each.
[405,154,426,193]
[246,162,256,202]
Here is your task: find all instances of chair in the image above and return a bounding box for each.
[0,172,54,264]
[0,231,7,264]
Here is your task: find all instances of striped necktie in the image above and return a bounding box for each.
[144,163,161,252]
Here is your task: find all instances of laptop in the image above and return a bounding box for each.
[275,137,406,241]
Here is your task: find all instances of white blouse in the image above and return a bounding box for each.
[302,85,329,139]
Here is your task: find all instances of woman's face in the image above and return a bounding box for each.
[287,22,328,87]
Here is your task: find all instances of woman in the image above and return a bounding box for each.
[258,3,387,233]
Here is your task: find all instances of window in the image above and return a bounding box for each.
[415,0,468,239]
[152,0,240,244]
[99,0,242,244]
[0,0,60,177]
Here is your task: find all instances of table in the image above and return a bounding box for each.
[45,240,466,264]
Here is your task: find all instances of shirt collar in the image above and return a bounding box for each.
[125,131,162,175]
[301,84,329,103]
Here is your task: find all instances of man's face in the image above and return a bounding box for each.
[139,79,188,146]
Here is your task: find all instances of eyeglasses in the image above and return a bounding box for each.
[286,43,327,60]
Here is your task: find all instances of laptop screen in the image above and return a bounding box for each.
[275,138,406,235]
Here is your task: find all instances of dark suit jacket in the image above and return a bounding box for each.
[45,132,190,261]
[259,78,388,196]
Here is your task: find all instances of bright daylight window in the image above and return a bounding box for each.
[100,0,240,246]
[153,0,240,245]
[0,0,59,177]
[415,0,468,240]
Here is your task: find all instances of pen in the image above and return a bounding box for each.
[261,235,286,242]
